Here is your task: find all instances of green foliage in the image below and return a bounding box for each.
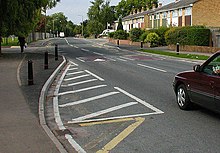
[165,26,210,46]
[148,27,170,46]
[87,0,116,36]
[87,20,104,35]
[113,30,129,40]
[108,32,114,38]
[129,28,144,42]
[140,31,150,42]
[115,0,158,18]
[146,32,160,47]
[117,18,123,31]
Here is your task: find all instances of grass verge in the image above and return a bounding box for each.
[140,49,210,60]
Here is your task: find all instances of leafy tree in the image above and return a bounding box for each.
[117,18,123,31]
[87,0,116,36]
[115,0,158,19]
[0,0,59,54]
[146,32,160,47]
[129,28,144,42]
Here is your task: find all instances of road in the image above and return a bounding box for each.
[45,37,220,153]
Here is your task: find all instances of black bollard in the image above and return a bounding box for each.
[55,44,58,61]
[44,51,48,69]
[117,40,119,47]
[141,41,143,48]
[28,60,34,85]
[176,43,180,55]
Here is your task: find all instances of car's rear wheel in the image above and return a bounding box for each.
[176,84,192,110]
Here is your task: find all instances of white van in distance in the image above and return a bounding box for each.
[59,32,65,38]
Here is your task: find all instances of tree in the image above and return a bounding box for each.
[87,0,116,36]
[115,0,158,19]
[117,18,123,31]
[0,0,59,54]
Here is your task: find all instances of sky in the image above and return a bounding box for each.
[47,0,172,25]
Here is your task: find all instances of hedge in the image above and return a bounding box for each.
[129,28,144,42]
[165,26,210,46]
[113,30,129,40]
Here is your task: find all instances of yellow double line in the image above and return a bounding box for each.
[80,117,145,153]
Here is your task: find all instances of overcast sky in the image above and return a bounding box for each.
[47,0,172,25]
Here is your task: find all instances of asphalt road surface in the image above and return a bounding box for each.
[45,37,220,153]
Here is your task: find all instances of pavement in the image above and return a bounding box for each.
[0,40,65,153]
[0,38,215,153]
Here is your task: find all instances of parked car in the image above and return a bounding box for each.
[98,29,115,38]
[173,51,220,113]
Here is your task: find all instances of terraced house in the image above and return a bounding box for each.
[116,0,220,47]
[147,0,220,28]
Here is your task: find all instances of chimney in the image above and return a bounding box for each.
[146,4,149,11]
[141,7,145,12]
[158,2,162,8]
[152,3,156,9]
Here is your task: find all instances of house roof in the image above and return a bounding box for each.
[122,9,155,21]
[149,0,198,14]
[122,0,198,21]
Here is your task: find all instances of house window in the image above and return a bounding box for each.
[179,9,182,16]
[154,14,157,20]
[163,12,166,19]
[173,10,178,17]
[156,13,160,19]
[185,7,192,16]
[167,11,170,18]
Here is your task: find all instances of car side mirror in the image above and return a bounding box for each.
[193,65,201,72]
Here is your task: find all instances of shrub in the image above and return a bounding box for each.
[108,32,114,38]
[146,32,160,47]
[129,28,144,42]
[140,31,150,42]
[113,30,129,40]
[165,26,210,46]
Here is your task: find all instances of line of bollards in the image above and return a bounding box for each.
[28,44,59,85]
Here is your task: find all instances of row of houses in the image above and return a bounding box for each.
[113,0,220,47]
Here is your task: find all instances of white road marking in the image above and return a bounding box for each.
[93,52,103,56]
[114,87,164,114]
[74,46,79,49]
[116,58,127,62]
[81,48,90,52]
[61,79,98,87]
[120,56,135,61]
[68,111,162,124]
[68,67,78,71]
[53,64,87,152]
[76,57,85,63]
[65,134,86,153]
[137,63,167,73]
[84,70,104,81]
[64,74,90,81]
[66,71,85,76]
[59,91,120,107]
[70,44,73,47]
[53,65,71,130]
[69,61,78,66]
[71,102,138,122]
[58,85,107,96]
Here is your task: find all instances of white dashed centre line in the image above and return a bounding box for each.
[137,63,167,73]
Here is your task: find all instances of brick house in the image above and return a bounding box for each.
[147,0,220,28]
[114,0,220,47]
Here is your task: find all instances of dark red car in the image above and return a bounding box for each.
[173,51,220,112]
